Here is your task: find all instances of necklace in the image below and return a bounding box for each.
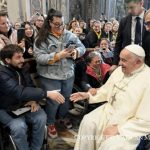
[110,65,145,104]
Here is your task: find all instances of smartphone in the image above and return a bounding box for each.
[17,28,25,43]
[67,44,76,50]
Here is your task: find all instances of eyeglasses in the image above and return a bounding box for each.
[93,60,102,64]
[144,21,150,27]
[50,21,64,28]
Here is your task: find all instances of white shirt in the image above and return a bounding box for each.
[131,10,145,44]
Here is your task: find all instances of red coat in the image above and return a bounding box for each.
[86,63,110,81]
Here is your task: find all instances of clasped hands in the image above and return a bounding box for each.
[103,124,119,138]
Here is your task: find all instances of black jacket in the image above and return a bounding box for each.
[74,58,91,91]
[0,65,46,110]
[84,29,100,48]
[101,30,113,42]
[142,31,150,66]
[113,14,146,65]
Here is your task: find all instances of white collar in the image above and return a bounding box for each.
[132,10,145,20]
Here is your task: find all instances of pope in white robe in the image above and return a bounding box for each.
[71,44,150,150]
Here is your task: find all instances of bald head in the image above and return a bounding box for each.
[119,49,144,76]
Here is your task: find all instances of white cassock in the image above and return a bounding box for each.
[74,64,150,150]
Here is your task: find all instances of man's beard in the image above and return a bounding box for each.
[9,64,23,71]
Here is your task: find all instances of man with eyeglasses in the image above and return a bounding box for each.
[110,0,146,72]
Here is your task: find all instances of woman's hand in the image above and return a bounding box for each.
[58,49,73,59]
[70,92,89,103]
[28,47,33,55]
[18,40,25,49]
[70,49,78,60]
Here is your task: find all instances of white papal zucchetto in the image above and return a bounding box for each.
[125,44,145,57]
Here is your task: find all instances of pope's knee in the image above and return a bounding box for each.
[81,114,96,130]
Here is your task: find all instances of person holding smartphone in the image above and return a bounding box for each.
[34,9,85,138]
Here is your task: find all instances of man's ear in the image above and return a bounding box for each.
[5,58,11,64]
[140,0,144,7]
[136,59,143,65]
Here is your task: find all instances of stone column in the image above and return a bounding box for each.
[60,0,69,23]
[0,0,7,11]
[91,0,101,20]
[115,0,125,21]
[26,0,31,21]
[49,0,57,9]
[107,0,117,20]
[144,0,150,9]
[48,0,69,23]
[18,0,24,22]
[7,0,20,23]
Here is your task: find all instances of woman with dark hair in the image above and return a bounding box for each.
[34,9,85,138]
[68,19,79,32]
[18,21,36,74]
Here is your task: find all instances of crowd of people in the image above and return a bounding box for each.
[0,0,150,149]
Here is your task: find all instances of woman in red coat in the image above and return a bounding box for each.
[86,51,110,88]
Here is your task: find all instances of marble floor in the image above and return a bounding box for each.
[48,128,77,150]
[47,103,101,150]
[47,115,82,150]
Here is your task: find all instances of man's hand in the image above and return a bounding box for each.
[103,125,119,138]
[47,90,65,104]
[88,88,97,96]
[70,92,89,102]
[24,101,40,112]
[109,65,118,73]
